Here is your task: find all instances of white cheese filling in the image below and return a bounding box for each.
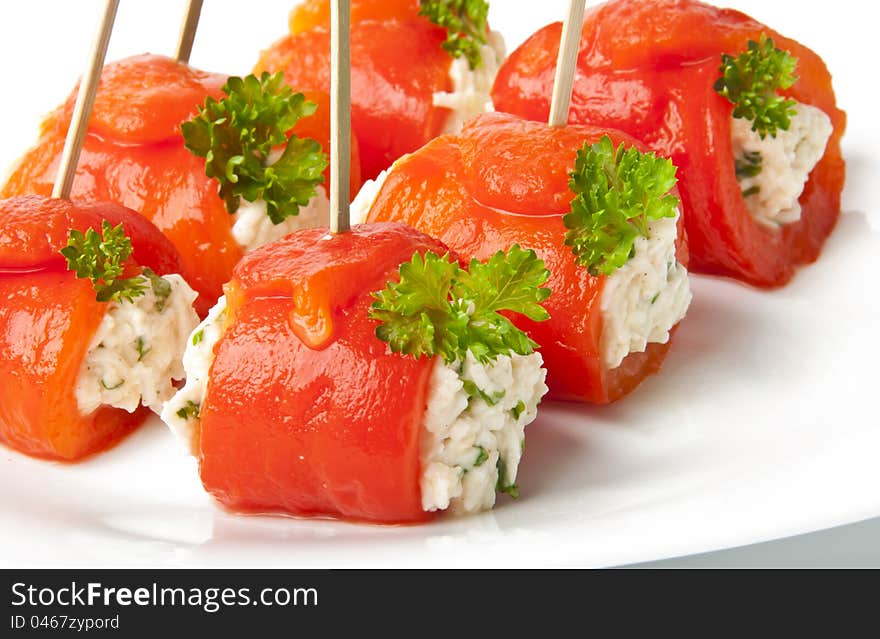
[600,212,691,370]
[76,274,199,415]
[433,30,506,135]
[232,186,330,253]
[731,102,833,227]
[160,294,228,454]
[420,351,547,515]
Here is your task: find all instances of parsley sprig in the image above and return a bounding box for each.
[564,136,679,277]
[714,35,798,139]
[181,72,328,225]
[60,221,166,305]
[418,0,490,70]
[369,245,551,364]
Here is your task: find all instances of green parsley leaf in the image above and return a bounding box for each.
[714,34,798,139]
[735,150,763,180]
[418,0,490,70]
[60,221,148,304]
[462,379,505,406]
[735,150,763,198]
[142,267,172,312]
[510,400,526,421]
[176,401,201,421]
[181,72,328,224]
[564,136,679,277]
[369,245,551,364]
[496,456,519,499]
[474,446,489,467]
[192,329,205,346]
[135,336,151,362]
[371,252,462,361]
[60,222,172,306]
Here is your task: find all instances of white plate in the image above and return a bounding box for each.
[1,1,877,568]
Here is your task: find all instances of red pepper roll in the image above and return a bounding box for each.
[354,112,692,403]
[0,195,185,460]
[256,0,504,181]
[492,0,846,287]
[163,222,551,522]
[2,55,361,316]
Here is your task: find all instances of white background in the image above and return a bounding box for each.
[0,1,877,567]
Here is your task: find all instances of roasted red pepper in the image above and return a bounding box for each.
[2,54,361,316]
[492,0,846,287]
[255,0,454,181]
[361,112,688,403]
[198,223,450,523]
[0,195,182,460]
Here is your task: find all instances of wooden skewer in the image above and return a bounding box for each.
[330,0,351,234]
[175,0,204,64]
[52,0,120,199]
[547,0,586,128]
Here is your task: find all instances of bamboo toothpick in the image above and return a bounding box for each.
[52,0,120,199]
[330,0,351,234]
[548,0,586,128]
[175,0,204,64]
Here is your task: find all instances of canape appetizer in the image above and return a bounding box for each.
[256,0,505,180]
[492,0,846,287]
[162,223,550,522]
[0,195,198,460]
[353,112,692,403]
[2,55,360,315]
